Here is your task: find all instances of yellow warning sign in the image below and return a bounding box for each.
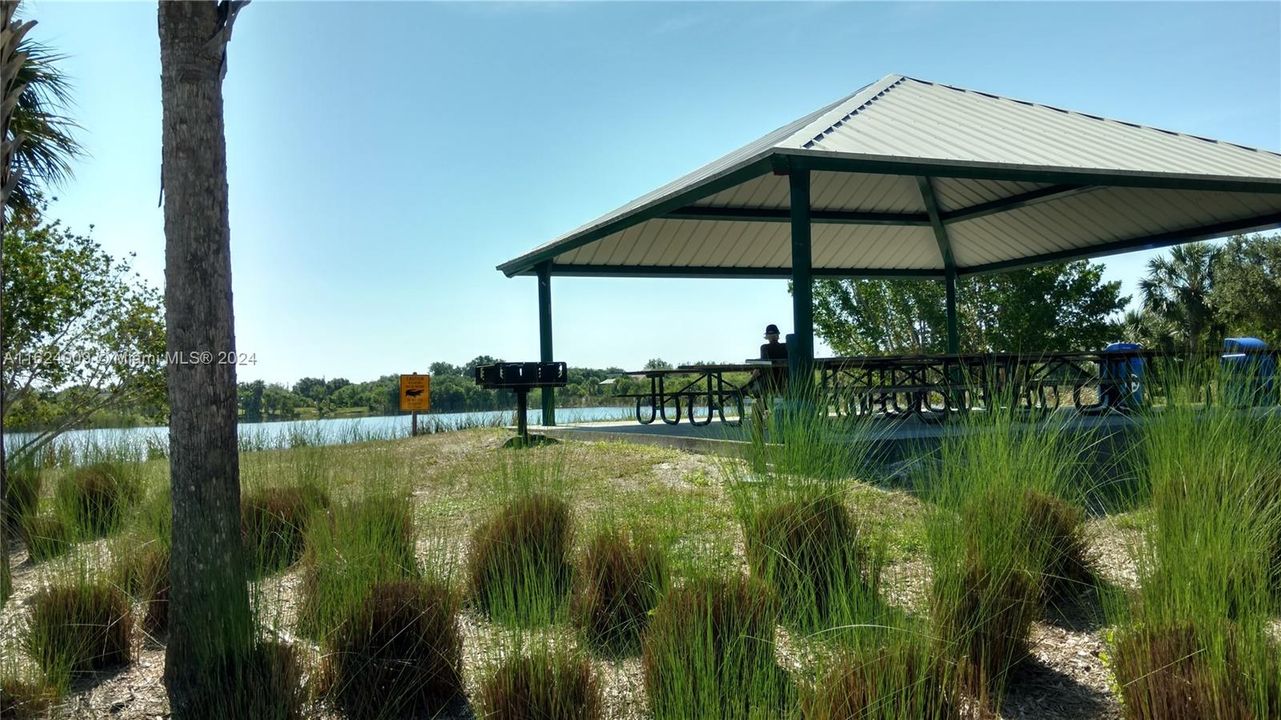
[399,374,430,412]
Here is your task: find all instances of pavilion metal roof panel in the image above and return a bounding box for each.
[498,73,1281,278]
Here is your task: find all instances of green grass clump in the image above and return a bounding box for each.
[641,575,793,720]
[1016,489,1095,600]
[922,400,1083,704]
[1112,620,1279,720]
[54,461,140,536]
[242,484,330,575]
[571,526,668,654]
[1108,384,1281,720]
[930,559,1037,696]
[742,494,880,632]
[477,644,603,720]
[322,579,464,719]
[24,580,133,682]
[184,639,310,720]
[468,492,574,626]
[297,493,419,640]
[2,459,41,533]
[802,640,958,720]
[19,513,72,562]
[113,538,171,634]
[0,673,57,719]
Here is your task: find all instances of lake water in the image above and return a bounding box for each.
[5,405,632,458]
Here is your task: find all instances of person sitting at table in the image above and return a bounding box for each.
[748,324,789,397]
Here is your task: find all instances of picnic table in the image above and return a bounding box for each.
[615,361,786,426]
[818,350,1161,420]
[609,350,1269,427]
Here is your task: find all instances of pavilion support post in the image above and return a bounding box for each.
[789,168,814,388]
[944,268,959,354]
[537,261,555,426]
[918,176,961,355]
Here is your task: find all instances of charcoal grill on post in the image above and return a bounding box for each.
[474,362,568,445]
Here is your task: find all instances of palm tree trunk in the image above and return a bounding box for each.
[157,2,250,714]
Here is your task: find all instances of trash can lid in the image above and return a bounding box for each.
[1104,342,1143,352]
[1223,337,1268,353]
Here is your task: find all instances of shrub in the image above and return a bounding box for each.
[571,527,667,653]
[180,640,309,720]
[742,495,877,630]
[114,539,171,635]
[55,462,139,536]
[478,646,603,720]
[2,460,41,533]
[296,494,418,640]
[641,575,792,720]
[802,642,958,720]
[468,493,573,626]
[1112,621,1279,720]
[24,581,133,680]
[20,514,72,562]
[323,579,464,720]
[930,560,1037,697]
[242,484,330,575]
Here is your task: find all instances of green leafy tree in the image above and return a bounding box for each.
[813,261,1126,355]
[237,380,264,422]
[2,203,165,457]
[1210,233,1281,346]
[464,354,499,377]
[429,361,461,377]
[292,376,327,402]
[2,0,87,603]
[260,383,302,420]
[814,278,945,355]
[966,262,1127,352]
[644,358,673,370]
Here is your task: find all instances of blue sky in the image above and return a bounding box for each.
[24,1,1281,384]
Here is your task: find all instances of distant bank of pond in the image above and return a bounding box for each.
[5,406,632,460]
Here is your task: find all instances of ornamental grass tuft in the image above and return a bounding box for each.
[477,644,603,720]
[641,575,793,720]
[322,578,464,720]
[468,492,574,626]
[242,484,330,575]
[24,580,133,683]
[571,525,667,654]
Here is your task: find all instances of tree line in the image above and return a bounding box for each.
[236,361,642,422]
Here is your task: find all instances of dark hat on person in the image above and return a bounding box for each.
[764,324,780,336]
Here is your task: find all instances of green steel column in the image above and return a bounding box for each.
[537,262,555,426]
[789,168,814,386]
[918,176,960,355]
[944,267,959,354]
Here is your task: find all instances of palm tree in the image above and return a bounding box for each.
[158,1,251,715]
[1139,243,1221,352]
[6,33,82,213]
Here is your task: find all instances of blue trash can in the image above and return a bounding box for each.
[1220,337,1275,406]
[1100,342,1145,409]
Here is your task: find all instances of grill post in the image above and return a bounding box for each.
[515,388,529,444]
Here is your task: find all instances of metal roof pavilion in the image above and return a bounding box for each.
[499,74,1281,424]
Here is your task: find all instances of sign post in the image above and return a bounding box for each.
[399,373,430,435]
